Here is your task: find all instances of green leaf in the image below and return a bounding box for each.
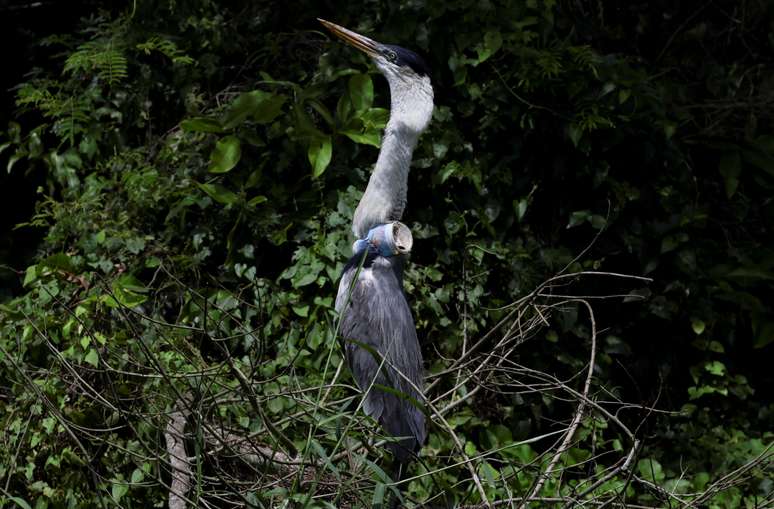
[718,151,741,198]
[42,252,75,272]
[84,349,99,367]
[372,483,386,507]
[439,161,461,184]
[341,130,380,147]
[515,199,528,221]
[704,361,726,377]
[637,458,664,483]
[308,136,332,178]
[130,468,144,484]
[198,183,239,205]
[22,265,37,287]
[475,30,502,64]
[222,91,286,129]
[208,135,241,173]
[663,123,676,139]
[222,91,261,130]
[590,214,607,230]
[348,74,373,112]
[266,397,283,413]
[310,440,340,481]
[111,274,148,308]
[247,195,267,207]
[180,117,224,133]
[567,210,590,228]
[752,314,774,349]
[111,482,129,502]
[359,107,389,129]
[568,124,582,147]
[7,150,25,173]
[691,318,706,335]
[307,99,335,128]
[252,94,286,124]
[292,304,309,317]
[726,266,774,281]
[7,497,32,509]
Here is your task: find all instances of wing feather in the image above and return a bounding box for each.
[335,255,426,460]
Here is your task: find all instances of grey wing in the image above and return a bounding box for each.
[335,262,426,458]
[335,265,389,419]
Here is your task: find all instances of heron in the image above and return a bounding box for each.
[320,19,434,466]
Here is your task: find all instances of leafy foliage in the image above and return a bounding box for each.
[0,0,773,507]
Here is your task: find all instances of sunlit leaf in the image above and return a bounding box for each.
[341,130,380,147]
[704,361,726,377]
[84,349,99,367]
[208,135,241,173]
[308,136,332,178]
[197,182,239,205]
[359,107,389,129]
[348,74,373,112]
[111,482,129,502]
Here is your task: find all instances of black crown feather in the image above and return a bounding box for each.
[384,44,431,78]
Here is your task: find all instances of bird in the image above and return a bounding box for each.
[319,19,434,467]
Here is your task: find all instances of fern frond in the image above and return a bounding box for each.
[64,40,128,85]
[136,36,194,65]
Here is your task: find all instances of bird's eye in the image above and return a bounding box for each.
[386,50,398,63]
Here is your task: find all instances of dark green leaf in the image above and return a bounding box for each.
[567,210,590,228]
[180,117,224,133]
[222,91,262,130]
[222,90,286,129]
[718,151,741,198]
[475,30,502,64]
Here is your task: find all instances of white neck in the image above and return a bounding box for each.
[352,74,433,238]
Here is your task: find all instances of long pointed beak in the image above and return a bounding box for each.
[318,18,379,57]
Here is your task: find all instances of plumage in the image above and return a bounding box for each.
[336,253,425,461]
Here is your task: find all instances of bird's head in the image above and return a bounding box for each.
[319,19,434,134]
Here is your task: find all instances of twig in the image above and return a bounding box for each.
[519,299,597,507]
